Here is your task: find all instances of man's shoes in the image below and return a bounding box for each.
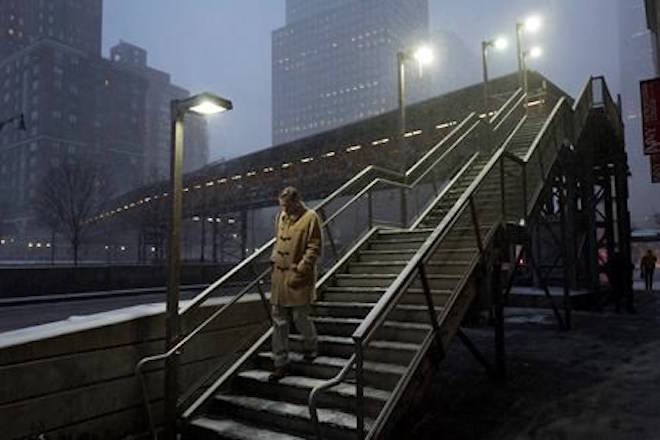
[268,365,288,382]
[303,351,318,362]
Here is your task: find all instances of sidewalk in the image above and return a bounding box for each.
[412,290,660,440]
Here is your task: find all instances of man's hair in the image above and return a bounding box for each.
[279,186,301,202]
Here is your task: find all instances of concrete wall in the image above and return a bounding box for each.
[0,296,268,439]
[0,263,269,298]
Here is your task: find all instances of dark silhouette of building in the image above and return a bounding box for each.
[272,0,430,145]
[0,0,208,257]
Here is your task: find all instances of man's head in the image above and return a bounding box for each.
[279,186,302,215]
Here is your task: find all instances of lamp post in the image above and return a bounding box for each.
[522,46,543,98]
[164,92,232,440]
[396,45,433,226]
[516,15,542,88]
[482,37,508,118]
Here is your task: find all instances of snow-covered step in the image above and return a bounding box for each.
[209,394,373,440]
[234,369,389,418]
[187,416,305,440]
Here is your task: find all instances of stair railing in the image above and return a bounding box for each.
[324,77,619,440]
[133,90,508,436]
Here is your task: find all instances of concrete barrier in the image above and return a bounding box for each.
[0,295,268,439]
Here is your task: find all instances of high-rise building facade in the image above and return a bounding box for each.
[272,0,429,145]
[110,41,209,182]
[0,0,208,245]
[619,0,660,228]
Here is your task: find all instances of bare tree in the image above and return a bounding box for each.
[35,158,110,265]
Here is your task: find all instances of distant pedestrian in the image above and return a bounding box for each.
[640,249,657,294]
[268,187,322,382]
[605,252,635,313]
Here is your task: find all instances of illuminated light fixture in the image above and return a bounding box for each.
[246,171,257,177]
[145,197,152,202]
[192,216,201,221]
[194,184,202,190]
[46,243,51,248]
[120,245,126,251]
[207,217,214,222]
[180,93,233,116]
[301,157,313,163]
[231,175,242,180]
[0,239,5,244]
[183,187,190,192]
[129,202,135,207]
[345,145,362,152]
[218,178,227,183]
[227,218,236,224]
[494,37,508,51]
[529,46,543,58]
[323,151,336,157]
[479,113,487,119]
[123,205,129,209]
[36,242,42,248]
[28,242,34,248]
[281,162,292,169]
[436,122,451,129]
[151,247,156,252]
[205,181,214,187]
[524,15,542,33]
[403,129,422,138]
[413,46,434,66]
[232,233,238,238]
[215,218,221,223]
[162,192,168,197]
[104,245,109,250]
[263,167,275,173]
[371,138,389,145]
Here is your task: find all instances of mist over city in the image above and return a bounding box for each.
[1,1,660,439]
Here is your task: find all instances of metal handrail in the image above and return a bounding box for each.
[329,79,611,439]
[308,91,529,439]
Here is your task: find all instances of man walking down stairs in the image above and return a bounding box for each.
[269,186,324,382]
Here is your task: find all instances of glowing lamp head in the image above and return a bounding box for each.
[189,100,228,115]
[524,15,542,33]
[529,46,543,58]
[413,46,434,66]
[177,92,233,117]
[494,37,508,51]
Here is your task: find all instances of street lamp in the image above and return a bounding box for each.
[396,44,433,226]
[482,36,508,116]
[522,46,543,97]
[516,15,542,87]
[164,91,232,439]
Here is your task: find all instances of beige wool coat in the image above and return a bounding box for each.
[269,205,323,306]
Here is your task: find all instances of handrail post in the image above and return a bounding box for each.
[400,188,408,228]
[368,189,373,229]
[355,341,365,440]
[469,196,484,255]
[319,207,340,262]
[418,264,440,332]
[499,158,506,220]
[522,166,528,223]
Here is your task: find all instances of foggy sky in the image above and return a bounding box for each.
[102,0,620,162]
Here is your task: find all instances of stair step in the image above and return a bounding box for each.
[234,370,390,418]
[210,394,372,440]
[358,249,417,262]
[255,352,406,390]
[321,286,453,304]
[288,334,419,365]
[312,316,430,342]
[313,301,443,322]
[188,416,305,440]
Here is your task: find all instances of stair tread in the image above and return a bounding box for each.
[258,351,408,375]
[290,334,420,351]
[315,301,444,311]
[190,416,305,440]
[238,369,391,401]
[312,316,432,331]
[213,394,374,430]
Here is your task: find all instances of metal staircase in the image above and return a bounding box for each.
[136,77,623,440]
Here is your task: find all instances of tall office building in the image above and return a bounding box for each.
[0,0,208,245]
[110,41,209,182]
[272,0,429,145]
[619,0,660,228]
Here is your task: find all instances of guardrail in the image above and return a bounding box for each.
[307,77,621,440]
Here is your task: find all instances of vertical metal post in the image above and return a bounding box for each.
[499,158,506,220]
[397,52,408,227]
[492,251,505,381]
[165,104,184,440]
[355,342,365,440]
[516,23,524,88]
[603,174,616,260]
[240,210,248,259]
[558,175,572,330]
[200,213,206,262]
[482,41,490,114]
[367,189,373,229]
[212,217,218,263]
[523,52,529,100]
[522,166,528,224]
